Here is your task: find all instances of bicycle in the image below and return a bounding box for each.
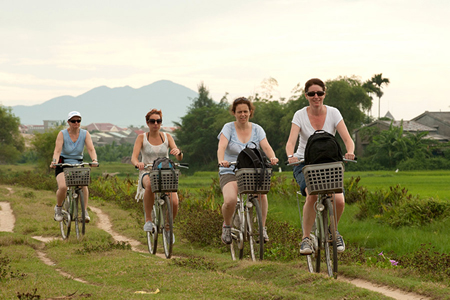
[54,162,95,240]
[289,159,355,278]
[229,163,272,261]
[138,162,188,259]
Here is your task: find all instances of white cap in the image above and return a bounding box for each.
[67,111,82,120]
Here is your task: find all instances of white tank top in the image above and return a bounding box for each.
[140,132,169,163]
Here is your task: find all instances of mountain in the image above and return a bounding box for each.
[10,80,198,127]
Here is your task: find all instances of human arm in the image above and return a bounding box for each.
[336,120,355,160]
[130,134,144,170]
[167,133,183,161]
[286,123,300,164]
[85,131,98,167]
[217,133,230,168]
[259,138,279,165]
[50,131,64,168]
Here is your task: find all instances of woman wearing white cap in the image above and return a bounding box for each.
[50,111,98,223]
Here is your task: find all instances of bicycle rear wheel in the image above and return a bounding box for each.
[230,201,244,260]
[145,202,158,254]
[248,196,264,261]
[324,197,338,278]
[161,195,173,259]
[74,190,86,239]
[306,220,321,273]
[60,195,71,239]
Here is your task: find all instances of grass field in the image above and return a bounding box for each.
[1,163,450,299]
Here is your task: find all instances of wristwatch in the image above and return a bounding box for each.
[288,155,294,158]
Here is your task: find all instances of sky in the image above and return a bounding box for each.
[1,0,449,121]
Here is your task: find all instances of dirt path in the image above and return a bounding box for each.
[0,189,431,299]
[89,206,167,259]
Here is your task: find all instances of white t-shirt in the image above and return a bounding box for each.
[292,105,343,159]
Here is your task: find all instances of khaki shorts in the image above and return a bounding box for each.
[219,174,236,190]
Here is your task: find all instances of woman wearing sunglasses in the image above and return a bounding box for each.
[285,78,355,255]
[218,97,279,245]
[50,111,99,223]
[131,109,183,234]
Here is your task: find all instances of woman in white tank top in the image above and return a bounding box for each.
[131,109,183,234]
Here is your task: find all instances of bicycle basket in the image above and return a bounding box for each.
[150,169,180,192]
[302,162,344,195]
[236,168,272,194]
[63,168,91,186]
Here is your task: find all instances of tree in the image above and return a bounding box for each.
[32,126,63,172]
[0,105,25,163]
[369,73,390,119]
[324,77,372,135]
[174,83,230,171]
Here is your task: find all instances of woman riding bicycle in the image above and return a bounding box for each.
[50,111,98,223]
[131,109,183,235]
[217,97,278,245]
[285,78,355,255]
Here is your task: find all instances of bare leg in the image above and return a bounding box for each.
[56,173,67,206]
[334,193,345,227]
[142,176,155,223]
[82,186,89,210]
[221,181,238,226]
[258,194,268,227]
[302,190,318,239]
[169,192,179,219]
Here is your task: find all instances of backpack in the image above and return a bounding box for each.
[236,142,272,191]
[304,130,343,165]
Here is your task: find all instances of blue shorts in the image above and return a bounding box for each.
[293,163,307,196]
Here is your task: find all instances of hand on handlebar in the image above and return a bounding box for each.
[344,153,356,161]
[287,156,299,165]
[218,161,230,168]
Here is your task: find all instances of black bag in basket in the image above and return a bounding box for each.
[152,157,176,190]
[236,142,271,192]
[304,130,343,165]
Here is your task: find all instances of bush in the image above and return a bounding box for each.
[383,197,450,227]
[398,157,450,170]
[344,176,368,205]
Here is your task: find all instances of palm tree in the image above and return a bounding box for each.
[369,74,390,119]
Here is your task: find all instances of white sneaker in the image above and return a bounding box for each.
[84,210,90,223]
[143,221,154,232]
[54,205,63,222]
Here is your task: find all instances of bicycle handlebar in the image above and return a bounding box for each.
[285,157,357,166]
[135,163,189,169]
[53,162,99,167]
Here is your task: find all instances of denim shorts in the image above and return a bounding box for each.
[293,163,307,196]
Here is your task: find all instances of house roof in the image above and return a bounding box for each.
[85,123,126,132]
[354,120,436,133]
[412,111,450,126]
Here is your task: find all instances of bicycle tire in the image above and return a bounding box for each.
[248,196,264,261]
[60,195,71,239]
[161,195,173,259]
[306,219,321,273]
[230,201,244,260]
[74,190,86,239]
[324,197,338,278]
[146,203,158,255]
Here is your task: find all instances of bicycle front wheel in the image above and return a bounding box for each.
[60,195,71,240]
[230,201,244,260]
[161,195,173,259]
[146,203,158,255]
[248,196,264,261]
[74,190,86,239]
[324,197,338,278]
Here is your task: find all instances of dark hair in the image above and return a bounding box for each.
[305,78,326,93]
[145,109,162,122]
[230,97,255,118]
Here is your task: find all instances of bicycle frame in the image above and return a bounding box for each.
[230,193,264,261]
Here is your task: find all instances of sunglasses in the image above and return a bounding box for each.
[306,91,325,97]
[69,119,81,123]
[147,119,162,124]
